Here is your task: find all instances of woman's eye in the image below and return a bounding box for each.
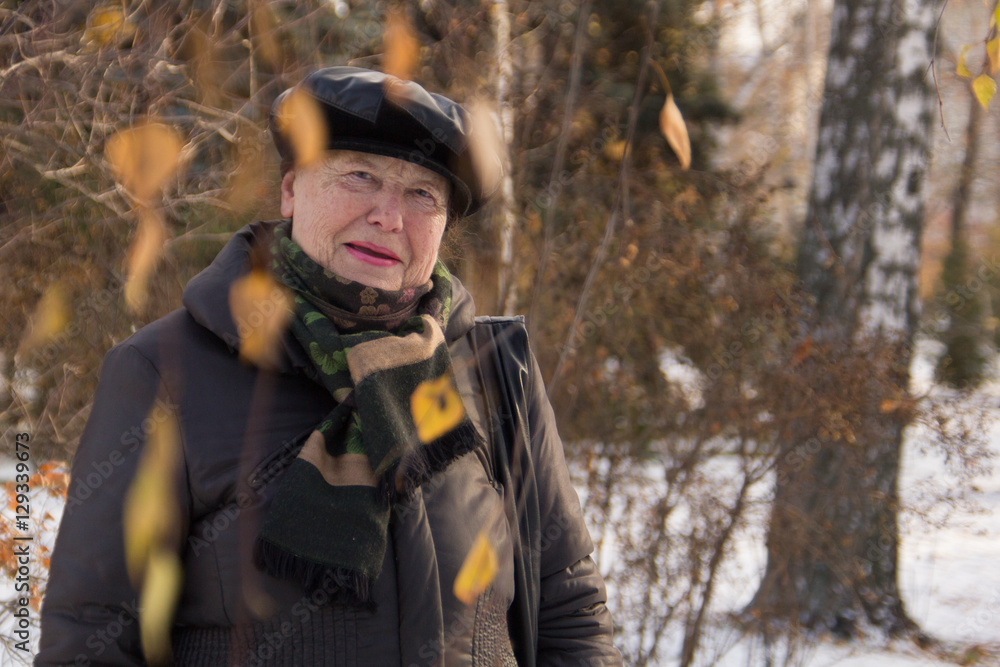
[350,171,373,181]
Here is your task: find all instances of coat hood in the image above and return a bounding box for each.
[182,220,478,373]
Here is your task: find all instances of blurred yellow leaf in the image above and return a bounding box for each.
[123,406,181,584]
[604,140,626,163]
[124,212,167,312]
[106,123,182,201]
[228,269,293,369]
[466,101,504,201]
[275,87,328,168]
[988,38,1000,76]
[957,44,973,78]
[224,133,268,211]
[973,74,997,110]
[659,93,691,169]
[995,1,1000,28]
[183,22,223,106]
[20,283,69,353]
[411,373,465,443]
[224,166,264,212]
[250,1,282,69]
[587,15,601,38]
[82,4,135,49]
[454,532,498,605]
[383,9,419,82]
[139,551,182,664]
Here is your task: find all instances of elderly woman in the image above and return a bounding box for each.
[39,67,621,666]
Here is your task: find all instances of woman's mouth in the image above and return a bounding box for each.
[344,242,401,267]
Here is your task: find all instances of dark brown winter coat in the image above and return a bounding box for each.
[37,221,621,667]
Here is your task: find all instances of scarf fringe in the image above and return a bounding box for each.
[253,537,375,608]
[379,420,485,502]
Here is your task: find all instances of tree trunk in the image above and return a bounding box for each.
[937,90,985,386]
[748,0,939,637]
[493,0,519,316]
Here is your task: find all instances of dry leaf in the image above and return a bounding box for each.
[139,551,183,664]
[184,22,223,106]
[82,4,135,49]
[383,9,419,82]
[411,373,466,443]
[957,44,974,78]
[224,134,268,211]
[20,283,70,353]
[973,74,997,110]
[123,406,181,584]
[879,399,898,414]
[453,531,498,605]
[224,166,264,211]
[465,101,505,200]
[988,38,1000,76]
[879,397,917,416]
[790,336,813,367]
[224,144,267,210]
[250,1,282,69]
[228,269,293,369]
[36,462,70,494]
[274,87,328,168]
[125,212,167,312]
[106,123,182,201]
[604,140,626,163]
[659,93,691,169]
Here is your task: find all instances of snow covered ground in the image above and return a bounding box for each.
[661,340,1000,666]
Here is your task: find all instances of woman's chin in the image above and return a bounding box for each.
[335,261,403,290]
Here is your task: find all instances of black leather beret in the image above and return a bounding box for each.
[270,66,497,217]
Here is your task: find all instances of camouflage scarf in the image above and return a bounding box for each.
[254,221,482,603]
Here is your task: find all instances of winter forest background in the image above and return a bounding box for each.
[2,0,1000,664]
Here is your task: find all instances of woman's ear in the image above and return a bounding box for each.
[280,170,296,218]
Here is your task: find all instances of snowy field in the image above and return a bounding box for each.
[1,340,999,665]
[649,340,1000,666]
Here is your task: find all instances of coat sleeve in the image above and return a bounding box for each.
[37,343,190,666]
[525,350,623,666]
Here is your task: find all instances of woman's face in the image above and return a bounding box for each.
[281,150,450,290]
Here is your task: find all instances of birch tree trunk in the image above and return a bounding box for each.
[493,0,519,316]
[749,0,939,636]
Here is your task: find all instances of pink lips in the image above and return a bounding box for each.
[345,241,401,268]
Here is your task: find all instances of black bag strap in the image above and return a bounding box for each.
[470,316,540,667]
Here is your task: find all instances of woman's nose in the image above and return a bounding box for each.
[365,190,404,232]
